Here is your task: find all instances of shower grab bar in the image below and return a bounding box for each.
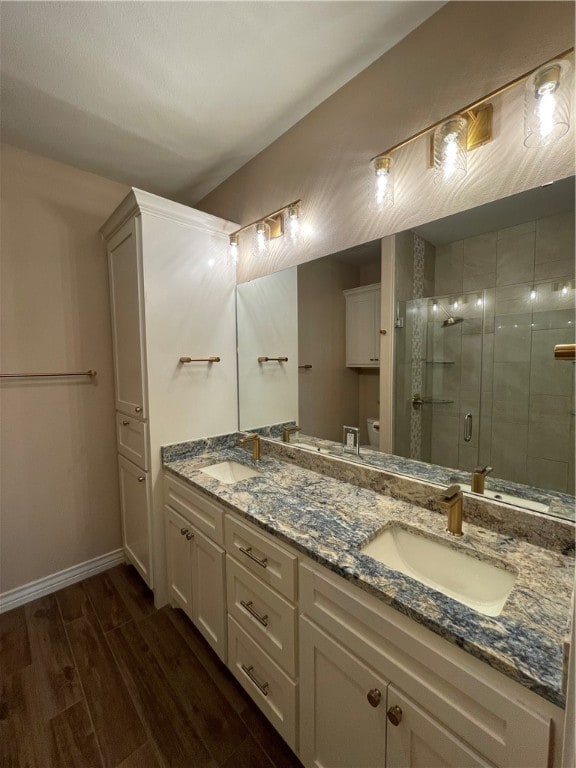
[0,369,97,379]
[464,413,473,442]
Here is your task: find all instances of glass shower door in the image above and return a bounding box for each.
[394,291,485,472]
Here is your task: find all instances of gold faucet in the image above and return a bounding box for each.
[471,465,493,494]
[438,484,464,537]
[282,425,301,443]
[237,433,261,462]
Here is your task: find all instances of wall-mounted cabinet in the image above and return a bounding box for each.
[101,189,237,603]
[344,283,381,367]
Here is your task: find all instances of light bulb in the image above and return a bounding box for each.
[432,300,438,313]
[255,221,270,254]
[373,156,394,206]
[453,300,459,310]
[524,60,572,147]
[530,288,537,300]
[229,234,239,265]
[434,116,468,183]
[562,284,568,296]
[287,204,300,238]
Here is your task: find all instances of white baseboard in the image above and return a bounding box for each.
[0,548,126,614]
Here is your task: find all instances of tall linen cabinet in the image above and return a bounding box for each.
[101,189,238,606]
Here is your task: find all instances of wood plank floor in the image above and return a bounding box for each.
[0,564,304,768]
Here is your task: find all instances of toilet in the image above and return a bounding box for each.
[366,417,380,448]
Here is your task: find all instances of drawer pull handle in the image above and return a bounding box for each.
[241,663,269,696]
[138,476,145,482]
[387,705,403,726]
[240,599,269,627]
[122,420,130,426]
[239,546,268,569]
[367,688,382,708]
[135,406,142,413]
[186,532,194,540]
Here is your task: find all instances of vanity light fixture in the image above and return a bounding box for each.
[373,155,394,207]
[286,203,301,238]
[434,115,469,182]
[369,48,573,204]
[255,220,270,254]
[524,59,572,147]
[228,199,302,263]
[229,233,240,265]
[530,287,537,300]
[553,281,573,295]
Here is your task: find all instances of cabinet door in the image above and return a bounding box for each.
[299,616,388,768]
[191,528,227,662]
[165,506,193,616]
[118,456,152,587]
[386,685,493,768]
[345,286,381,367]
[108,218,147,419]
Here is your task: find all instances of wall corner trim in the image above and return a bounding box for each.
[0,548,125,614]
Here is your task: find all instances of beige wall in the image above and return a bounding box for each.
[297,258,359,442]
[0,144,129,594]
[198,2,575,283]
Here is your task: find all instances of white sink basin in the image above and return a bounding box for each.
[458,483,549,514]
[360,526,516,617]
[199,461,260,484]
[291,441,330,454]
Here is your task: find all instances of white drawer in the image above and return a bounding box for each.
[227,556,296,677]
[299,562,552,768]
[225,515,297,601]
[164,474,224,545]
[228,615,297,751]
[116,413,149,469]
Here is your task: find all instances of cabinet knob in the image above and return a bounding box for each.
[122,420,130,426]
[135,406,142,413]
[185,532,194,540]
[387,705,403,726]
[137,476,145,482]
[367,688,382,708]
[180,527,189,536]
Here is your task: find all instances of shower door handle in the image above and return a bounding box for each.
[464,413,473,442]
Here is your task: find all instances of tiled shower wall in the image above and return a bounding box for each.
[432,210,575,493]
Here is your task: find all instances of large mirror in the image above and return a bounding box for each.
[237,177,575,519]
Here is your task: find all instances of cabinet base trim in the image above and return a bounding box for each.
[0,548,125,613]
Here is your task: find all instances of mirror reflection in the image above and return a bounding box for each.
[236,177,575,516]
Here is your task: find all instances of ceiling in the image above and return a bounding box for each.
[0,1,444,205]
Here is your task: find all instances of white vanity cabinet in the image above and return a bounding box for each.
[300,616,493,768]
[101,189,237,603]
[343,283,381,368]
[300,616,388,767]
[225,515,299,751]
[299,561,561,768]
[164,474,227,661]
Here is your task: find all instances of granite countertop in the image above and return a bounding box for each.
[162,435,574,709]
